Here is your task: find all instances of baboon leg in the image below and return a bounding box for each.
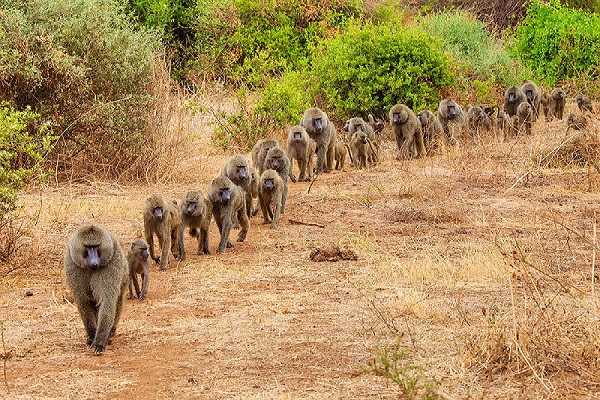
[91,301,118,354]
[77,300,98,345]
[139,273,149,300]
[170,228,179,260]
[298,158,306,182]
[271,201,281,229]
[325,143,334,173]
[216,214,231,254]
[315,145,327,174]
[198,227,210,255]
[145,229,159,264]
[159,233,170,271]
[178,224,187,261]
[281,182,288,214]
[129,272,141,299]
[261,199,271,224]
[245,192,253,219]
[237,209,249,243]
[415,130,426,157]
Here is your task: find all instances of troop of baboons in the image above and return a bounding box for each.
[64,87,596,354]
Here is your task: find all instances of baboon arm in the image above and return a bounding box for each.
[216,218,231,253]
[92,301,118,354]
[140,269,149,300]
[315,145,327,174]
[178,224,187,261]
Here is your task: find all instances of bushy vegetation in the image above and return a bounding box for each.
[515,0,600,85]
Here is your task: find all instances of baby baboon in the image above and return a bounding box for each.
[516,101,534,135]
[565,113,588,136]
[63,223,128,354]
[221,154,253,218]
[300,107,337,174]
[417,109,443,151]
[178,190,212,259]
[286,125,314,182]
[264,146,291,214]
[504,86,526,117]
[128,239,150,301]
[334,141,347,170]
[258,169,284,229]
[520,80,542,119]
[143,194,181,271]
[466,105,493,136]
[209,175,249,254]
[547,87,566,120]
[350,131,371,169]
[389,103,426,159]
[437,98,466,146]
[576,94,593,113]
[252,139,280,174]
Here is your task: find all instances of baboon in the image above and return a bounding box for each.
[504,86,526,117]
[334,141,347,170]
[520,80,542,119]
[63,223,128,354]
[208,175,249,254]
[466,105,493,135]
[437,98,466,146]
[483,105,498,118]
[286,125,314,182]
[516,101,534,135]
[417,109,443,151]
[143,194,181,271]
[389,104,426,159]
[300,107,337,174]
[127,239,150,301]
[576,94,593,113]
[258,169,284,229]
[344,117,375,142]
[264,146,291,214]
[221,154,253,218]
[495,110,511,141]
[251,139,280,174]
[250,167,259,199]
[565,113,588,136]
[540,92,552,121]
[509,115,520,137]
[350,131,371,169]
[178,190,212,259]
[547,87,566,120]
[367,114,385,136]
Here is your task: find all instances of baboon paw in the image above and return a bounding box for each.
[128,295,136,300]
[90,342,106,355]
[159,266,168,271]
[138,294,146,300]
[270,224,278,230]
[226,241,233,248]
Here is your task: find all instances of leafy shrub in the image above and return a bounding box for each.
[311,20,456,117]
[0,0,160,180]
[255,70,313,127]
[515,0,600,84]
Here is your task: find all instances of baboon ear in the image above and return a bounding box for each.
[131,242,136,251]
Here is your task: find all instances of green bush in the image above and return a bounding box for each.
[311,20,456,117]
[255,70,313,127]
[515,0,600,84]
[0,0,159,180]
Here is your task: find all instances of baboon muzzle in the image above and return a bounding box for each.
[85,245,101,270]
[152,207,164,220]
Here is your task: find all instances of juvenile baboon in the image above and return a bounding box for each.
[367,114,385,136]
[466,105,493,135]
[576,94,593,113]
[495,110,511,141]
[128,239,150,301]
[208,175,249,254]
[178,190,212,259]
[221,154,253,218]
[143,194,181,271]
[389,103,426,158]
[516,101,534,135]
[547,87,566,120]
[251,139,280,174]
[565,113,589,136]
[64,223,128,354]
[344,117,375,142]
[250,167,259,199]
[509,115,520,137]
[300,107,337,174]
[258,169,284,229]
[520,80,542,119]
[286,125,314,182]
[334,141,347,170]
[483,105,498,118]
[264,146,291,214]
[350,131,372,169]
[540,92,552,121]
[504,86,526,117]
[417,109,443,151]
[437,98,466,146]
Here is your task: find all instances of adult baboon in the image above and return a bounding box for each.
[128,239,150,301]
[504,86,526,117]
[565,113,588,136]
[300,107,337,174]
[389,104,426,158]
[466,105,493,135]
[520,80,542,119]
[64,223,128,354]
[251,139,280,174]
[221,154,253,218]
[350,131,372,169]
[417,109,443,151]
[576,94,593,113]
[547,87,566,120]
[516,101,534,135]
[286,125,314,182]
[334,141,347,170]
[437,98,466,146]
[258,169,284,229]
[208,175,249,254]
[178,190,212,259]
[264,146,291,214]
[143,194,181,271]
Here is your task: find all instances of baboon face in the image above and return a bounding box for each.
[210,177,233,206]
[392,111,407,125]
[302,108,327,135]
[553,88,564,100]
[234,163,247,180]
[70,223,114,271]
[506,87,520,103]
[576,96,583,106]
[146,194,167,221]
[182,191,205,217]
[524,90,534,101]
[290,127,307,143]
[312,118,323,134]
[131,239,149,261]
[265,147,286,171]
[356,131,368,144]
[263,177,275,190]
[417,111,427,126]
[447,105,458,119]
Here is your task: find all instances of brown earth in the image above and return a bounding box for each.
[1,106,600,399]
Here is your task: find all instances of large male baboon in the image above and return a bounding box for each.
[143,194,181,271]
[334,141,347,170]
[349,131,372,169]
[178,190,212,259]
[208,175,249,254]
[300,107,337,174]
[520,80,542,119]
[504,86,526,117]
[417,109,443,151]
[389,104,426,158]
[258,169,284,229]
[264,146,291,214]
[64,223,128,354]
[437,98,466,146]
[221,154,253,218]
[516,101,534,135]
[547,87,566,120]
[286,125,315,182]
[252,139,280,175]
[128,239,150,301]
[576,94,593,113]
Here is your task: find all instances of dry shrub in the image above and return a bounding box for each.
[540,129,600,171]
[0,213,37,275]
